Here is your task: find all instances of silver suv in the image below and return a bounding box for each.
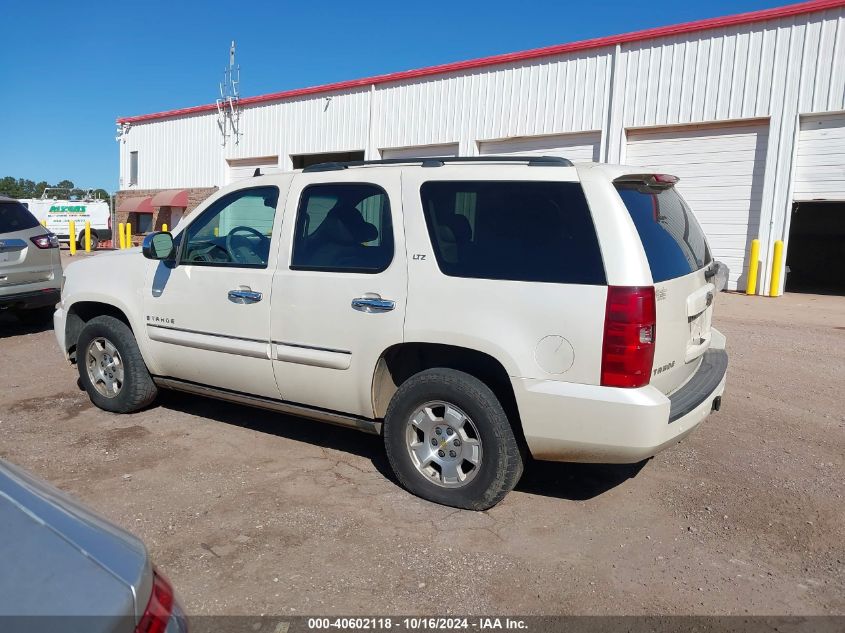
[54,157,728,510]
[0,196,62,325]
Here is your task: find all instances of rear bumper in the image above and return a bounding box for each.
[515,328,728,463]
[0,288,61,311]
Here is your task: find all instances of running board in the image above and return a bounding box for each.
[153,377,382,435]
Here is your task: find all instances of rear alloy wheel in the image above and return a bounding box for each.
[406,401,483,488]
[77,315,157,413]
[384,368,523,510]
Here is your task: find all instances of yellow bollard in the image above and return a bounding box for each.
[746,239,760,295]
[41,219,47,227]
[125,223,132,248]
[768,240,784,297]
[213,226,219,237]
[162,223,168,232]
[68,220,77,256]
[118,223,126,249]
[84,221,92,253]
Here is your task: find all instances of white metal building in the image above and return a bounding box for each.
[116,0,845,294]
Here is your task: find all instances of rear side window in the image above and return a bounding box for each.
[291,183,394,273]
[614,185,711,282]
[420,181,605,285]
[0,201,39,233]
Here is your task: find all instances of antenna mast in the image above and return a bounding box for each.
[216,40,241,146]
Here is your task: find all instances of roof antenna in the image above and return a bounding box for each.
[216,40,241,147]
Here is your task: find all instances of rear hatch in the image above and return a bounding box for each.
[0,200,58,289]
[614,175,715,396]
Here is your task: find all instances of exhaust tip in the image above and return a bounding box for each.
[712,396,722,412]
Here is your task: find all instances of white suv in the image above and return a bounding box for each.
[54,157,727,509]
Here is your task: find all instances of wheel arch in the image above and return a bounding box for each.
[372,342,526,449]
[65,300,134,363]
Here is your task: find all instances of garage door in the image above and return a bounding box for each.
[380,143,459,160]
[478,132,600,163]
[793,113,845,202]
[626,122,769,291]
[227,156,279,183]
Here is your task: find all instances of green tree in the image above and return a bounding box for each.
[1,176,111,200]
[0,176,19,197]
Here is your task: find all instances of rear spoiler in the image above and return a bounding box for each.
[613,173,680,189]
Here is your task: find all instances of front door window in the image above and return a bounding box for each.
[180,186,279,267]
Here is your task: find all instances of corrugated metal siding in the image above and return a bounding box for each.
[793,111,845,200]
[372,51,612,153]
[121,112,223,188]
[273,89,371,168]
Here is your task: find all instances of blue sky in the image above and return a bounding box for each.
[1,0,789,190]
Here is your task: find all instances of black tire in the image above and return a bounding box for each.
[383,368,523,510]
[78,233,99,251]
[15,306,54,327]
[76,315,157,413]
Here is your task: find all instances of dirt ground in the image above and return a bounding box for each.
[1,256,843,615]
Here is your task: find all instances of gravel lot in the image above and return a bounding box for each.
[1,257,843,616]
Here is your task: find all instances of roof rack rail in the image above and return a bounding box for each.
[301,155,573,172]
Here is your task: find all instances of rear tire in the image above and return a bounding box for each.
[76,315,157,413]
[383,368,523,510]
[78,233,99,251]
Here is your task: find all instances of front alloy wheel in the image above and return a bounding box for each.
[76,315,157,413]
[86,337,125,397]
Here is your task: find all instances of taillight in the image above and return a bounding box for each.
[30,233,60,249]
[601,286,656,388]
[135,570,176,633]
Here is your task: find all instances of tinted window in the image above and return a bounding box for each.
[615,185,711,282]
[180,186,279,268]
[132,212,153,234]
[291,184,393,273]
[0,201,39,234]
[420,181,605,285]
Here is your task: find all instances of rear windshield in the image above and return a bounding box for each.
[420,181,606,285]
[614,185,711,282]
[0,201,39,234]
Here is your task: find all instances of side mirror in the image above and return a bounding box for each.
[142,232,175,260]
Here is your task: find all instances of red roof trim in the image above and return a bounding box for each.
[117,0,845,124]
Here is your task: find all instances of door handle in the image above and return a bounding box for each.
[228,289,263,304]
[351,297,395,313]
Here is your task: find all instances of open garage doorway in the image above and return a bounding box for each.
[786,201,845,294]
[291,151,364,169]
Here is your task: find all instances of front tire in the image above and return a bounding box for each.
[76,315,157,413]
[383,368,523,510]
